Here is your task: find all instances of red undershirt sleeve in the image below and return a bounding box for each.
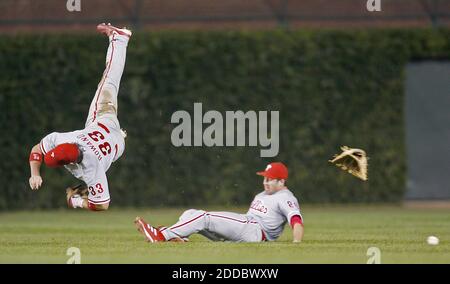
[290,215,303,228]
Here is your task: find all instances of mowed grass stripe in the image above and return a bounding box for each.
[0,206,449,263]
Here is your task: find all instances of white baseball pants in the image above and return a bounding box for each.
[160,209,266,242]
[86,33,128,127]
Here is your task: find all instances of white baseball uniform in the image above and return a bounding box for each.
[160,189,303,242]
[39,32,129,205]
[247,189,302,241]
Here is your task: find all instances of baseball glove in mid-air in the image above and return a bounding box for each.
[329,146,368,181]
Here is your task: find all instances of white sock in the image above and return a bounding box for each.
[161,228,180,241]
[70,195,84,208]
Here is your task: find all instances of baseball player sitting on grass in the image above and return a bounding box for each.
[28,23,131,211]
[135,162,304,243]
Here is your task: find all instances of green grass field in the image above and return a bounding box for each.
[1,205,449,264]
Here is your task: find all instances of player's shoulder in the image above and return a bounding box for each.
[40,132,61,146]
[278,188,299,199]
[43,130,79,139]
[279,188,294,195]
[255,191,265,198]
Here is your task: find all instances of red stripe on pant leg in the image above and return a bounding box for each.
[113,144,118,160]
[92,34,115,122]
[169,213,206,230]
[208,214,248,224]
[261,230,267,241]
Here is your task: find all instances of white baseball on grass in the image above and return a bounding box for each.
[427,236,439,245]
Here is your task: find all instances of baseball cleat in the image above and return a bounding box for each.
[134,217,166,242]
[96,23,132,38]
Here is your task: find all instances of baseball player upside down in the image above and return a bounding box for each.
[28,23,131,211]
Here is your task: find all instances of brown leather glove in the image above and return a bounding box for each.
[329,146,368,181]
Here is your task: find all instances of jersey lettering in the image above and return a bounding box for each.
[85,129,113,157]
[249,199,268,214]
[247,190,302,240]
[88,131,105,142]
[99,142,112,155]
[89,183,104,196]
[287,200,299,209]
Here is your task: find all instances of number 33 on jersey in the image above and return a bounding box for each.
[39,120,125,205]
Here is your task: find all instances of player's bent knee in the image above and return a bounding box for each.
[88,202,109,211]
[179,209,205,222]
[97,90,117,116]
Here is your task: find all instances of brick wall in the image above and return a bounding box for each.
[0,0,449,32]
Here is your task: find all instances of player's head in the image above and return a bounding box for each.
[256,162,288,194]
[44,143,82,168]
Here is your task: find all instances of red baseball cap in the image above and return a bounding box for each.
[44,143,80,168]
[257,162,288,180]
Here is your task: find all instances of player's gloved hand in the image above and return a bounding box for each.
[29,175,43,190]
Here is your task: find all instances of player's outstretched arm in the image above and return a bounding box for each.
[292,223,304,243]
[290,215,304,243]
[29,144,43,190]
